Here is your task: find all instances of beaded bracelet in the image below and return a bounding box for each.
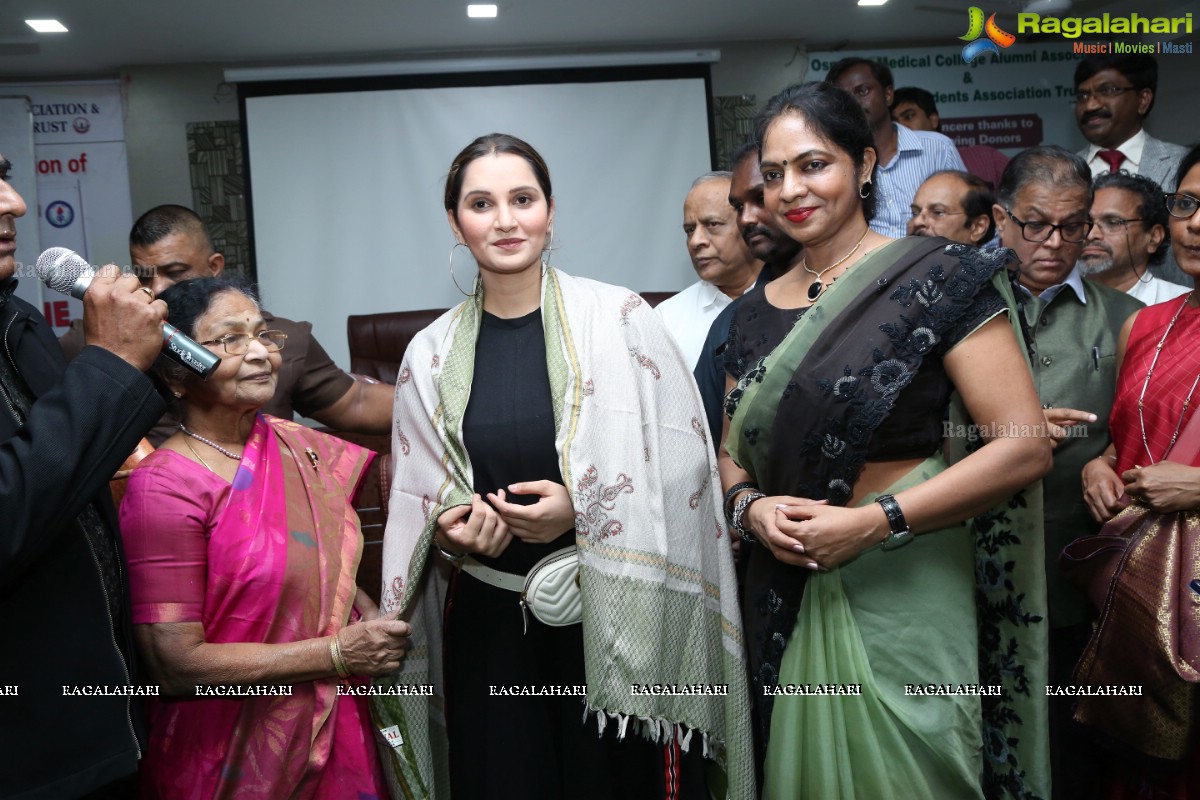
[731,491,766,544]
[723,481,760,522]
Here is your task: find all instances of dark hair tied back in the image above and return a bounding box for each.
[752,82,878,222]
[443,134,553,218]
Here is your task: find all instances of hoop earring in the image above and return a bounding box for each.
[449,241,476,297]
[541,228,555,277]
[859,181,872,199]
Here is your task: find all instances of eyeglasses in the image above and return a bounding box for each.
[1072,84,1136,104]
[199,330,287,355]
[1165,193,1200,219]
[910,206,966,220]
[1004,210,1092,243]
[1091,216,1143,235]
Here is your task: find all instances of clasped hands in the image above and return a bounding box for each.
[745,495,887,570]
[1084,458,1200,522]
[435,480,574,558]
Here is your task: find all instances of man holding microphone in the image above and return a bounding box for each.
[0,152,169,799]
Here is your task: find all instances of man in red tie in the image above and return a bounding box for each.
[1073,54,1190,285]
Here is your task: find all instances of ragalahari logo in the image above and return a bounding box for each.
[960,7,1017,63]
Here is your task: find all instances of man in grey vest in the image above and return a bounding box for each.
[992,145,1143,799]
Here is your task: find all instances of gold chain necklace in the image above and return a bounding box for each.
[802,228,870,303]
[182,435,218,474]
[1138,292,1200,464]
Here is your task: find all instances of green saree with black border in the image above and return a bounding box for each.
[725,236,1050,800]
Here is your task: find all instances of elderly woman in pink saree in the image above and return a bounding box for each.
[119,277,409,799]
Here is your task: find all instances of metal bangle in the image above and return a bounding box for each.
[329,634,351,679]
[434,541,466,565]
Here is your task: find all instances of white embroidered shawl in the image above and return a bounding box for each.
[373,268,754,799]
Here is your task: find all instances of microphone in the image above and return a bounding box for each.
[36,247,221,380]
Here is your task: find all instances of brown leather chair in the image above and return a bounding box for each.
[347,308,448,385]
[340,308,446,602]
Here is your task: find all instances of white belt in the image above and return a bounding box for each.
[461,557,525,592]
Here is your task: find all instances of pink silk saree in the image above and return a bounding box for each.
[120,414,384,799]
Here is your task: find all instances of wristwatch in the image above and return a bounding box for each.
[876,494,913,551]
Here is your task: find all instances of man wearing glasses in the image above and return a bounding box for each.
[1073,53,1189,286]
[993,145,1144,800]
[1080,171,1190,305]
[907,169,996,247]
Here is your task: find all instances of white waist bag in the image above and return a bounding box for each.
[462,546,581,632]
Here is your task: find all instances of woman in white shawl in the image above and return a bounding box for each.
[373,134,753,800]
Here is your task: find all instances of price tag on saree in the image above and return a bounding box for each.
[380,725,404,751]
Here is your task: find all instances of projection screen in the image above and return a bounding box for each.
[240,66,715,369]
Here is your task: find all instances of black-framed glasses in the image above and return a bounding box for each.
[1072,84,1135,104]
[1091,216,1144,235]
[1004,209,1092,243]
[1165,193,1200,219]
[200,330,287,355]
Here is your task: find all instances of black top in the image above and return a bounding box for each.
[724,282,1007,461]
[462,309,573,574]
[692,264,778,449]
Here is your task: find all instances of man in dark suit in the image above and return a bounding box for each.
[1073,53,1190,285]
[0,153,168,798]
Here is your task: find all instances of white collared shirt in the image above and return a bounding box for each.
[1126,274,1191,305]
[1085,128,1146,176]
[1016,267,1089,305]
[654,280,737,369]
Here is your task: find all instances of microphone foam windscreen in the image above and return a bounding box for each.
[35,247,89,294]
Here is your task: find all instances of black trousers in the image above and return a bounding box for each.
[443,570,705,800]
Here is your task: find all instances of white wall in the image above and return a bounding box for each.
[122,64,239,218]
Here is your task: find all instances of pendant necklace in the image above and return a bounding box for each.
[803,228,870,302]
[179,423,243,461]
[1137,292,1200,464]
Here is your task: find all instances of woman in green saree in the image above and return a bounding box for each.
[718,82,1054,799]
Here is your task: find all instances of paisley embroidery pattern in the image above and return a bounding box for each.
[574,467,635,541]
[619,294,643,325]
[629,347,662,380]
